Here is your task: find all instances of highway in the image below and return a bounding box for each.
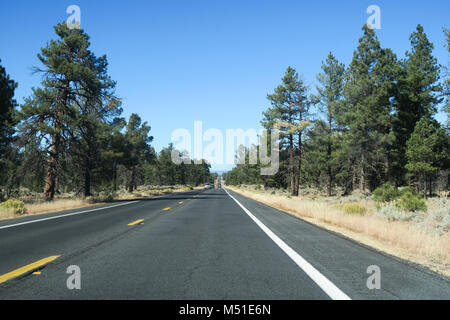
[0,188,449,299]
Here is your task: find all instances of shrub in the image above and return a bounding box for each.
[426,197,450,234]
[334,203,366,215]
[373,182,400,202]
[1,199,27,215]
[399,186,419,196]
[377,203,423,222]
[396,191,427,212]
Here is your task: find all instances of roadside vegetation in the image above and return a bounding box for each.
[226,184,450,277]
[0,185,198,220]
[223,25,449,276]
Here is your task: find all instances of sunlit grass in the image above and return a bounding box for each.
[226,185,450,277]
[0,185,197,221]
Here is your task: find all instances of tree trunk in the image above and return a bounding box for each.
[289,134,295,196]
[327,118,332,196]
[360,154,365,192]
[384,155,390,184]
[128,167,135,193]
[294,132,302,197]
[44,133,58,201]
[428,176,432,198]
[44,81,67,201]
[84,165,91,197]
[113,162,117,192]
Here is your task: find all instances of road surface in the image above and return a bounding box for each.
[0,188,449,299]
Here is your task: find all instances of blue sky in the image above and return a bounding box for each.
[0,0,449,171]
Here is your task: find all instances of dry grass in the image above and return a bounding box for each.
[226,185,450,278]
[0,198,98,221]
[0,185,198,222]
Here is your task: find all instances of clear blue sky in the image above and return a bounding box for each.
[1,0,449,171]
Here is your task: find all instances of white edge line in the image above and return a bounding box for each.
[0,189,200,230]
[224,188,351,300]
[0,201,140,230]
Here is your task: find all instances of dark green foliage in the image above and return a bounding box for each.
[1,22,448,201]
[393,25,443,184]
[0,60,18,200]
[373,182,401,202]
[261,67,310,196]
[0,59,17,157]
[405,117,450,197]
[396,191,427,212]
[226,24,448,199]
[310,53,345,196]
[340,25,397,191]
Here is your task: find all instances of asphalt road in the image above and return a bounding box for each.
[0,188,449,300]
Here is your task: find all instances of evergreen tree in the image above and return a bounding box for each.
[262,67,310,196]
[0,59,18,199]
[311,53,345,195]
[341,25,397,191]
[18,23,112,200]
[302,120,329,189]
[393,25,442,183]
[122,113,153,192]
[0,59,17,159]
[405,117,449,197]
[442,27,449,128]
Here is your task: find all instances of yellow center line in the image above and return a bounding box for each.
[163,207,171,211]
[0,255,60,284]
[127,219,144,226]
[178,201,184,204]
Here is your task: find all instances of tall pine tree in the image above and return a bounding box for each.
[393,24,442,184]
[341,25,397,191]
[311,53,345,195]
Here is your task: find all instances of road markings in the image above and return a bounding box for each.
[0,256,60,284]
[33,272,41,275]
[224,188,351,301]
[163,207,172,211]
[178,201,184,204]
[0,201,140,230]
[128,219,144,226]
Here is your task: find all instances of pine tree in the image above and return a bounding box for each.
[405,117,449,197]
[311,53,345,195]
[302,120,328,189]
[262,67,310,196]
[341,25,397,192]
[122,113,153,192]
[393,25,442,184]
[442,27,449,128]
[18,23,111,200]
[0,59,18,199]
[0,59,17,159]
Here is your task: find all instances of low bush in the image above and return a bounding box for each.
[334,203,366,215]
[373,182,400,202]
[1,199,27,215]
[396,191,427,212]
[377,203,423,222]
